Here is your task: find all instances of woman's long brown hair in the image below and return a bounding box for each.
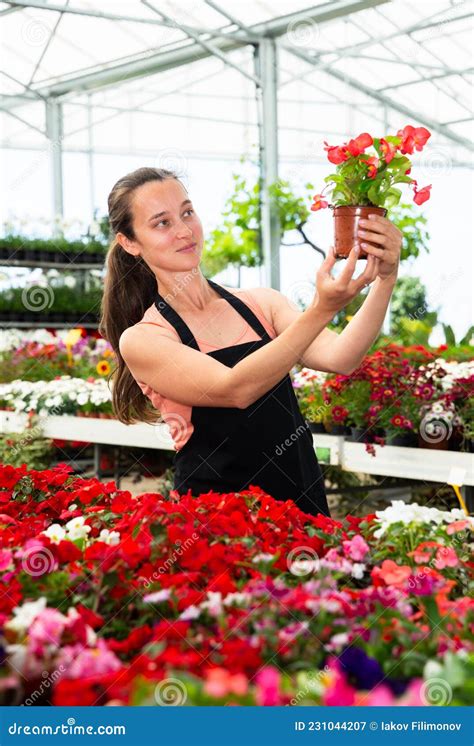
[99,166,180,424]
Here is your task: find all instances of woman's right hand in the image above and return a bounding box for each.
[312,246,379,314]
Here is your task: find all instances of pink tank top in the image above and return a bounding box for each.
[132,288,277,451]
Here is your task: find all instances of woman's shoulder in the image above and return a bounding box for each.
[222,285,277,334]
[120,304,178,350]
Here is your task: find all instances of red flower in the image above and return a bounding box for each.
[346,132,373,156]
[331,405,348,422]
[310,194,329,211]
[379,138,396,163]
[366,155,380,179]
[413,184,431,205]
[390,414,404,428]
[397,125,431,154]
[324,141,348,165]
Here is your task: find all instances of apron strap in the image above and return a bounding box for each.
[154,293,200,350]
[207,279,272,342]
[154,279,272,349]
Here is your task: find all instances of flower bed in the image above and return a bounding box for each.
[0,328,113,383]
[0,464,472,706]
[0,377,113,417]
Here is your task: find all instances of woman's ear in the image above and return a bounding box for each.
[116,232,140,259]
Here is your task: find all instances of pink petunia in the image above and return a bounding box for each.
[342,535,370,562]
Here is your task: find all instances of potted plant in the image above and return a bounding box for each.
[320,375,348,435]
[292,368,328,433]
[344,380,373,441]
[310,125,432,259]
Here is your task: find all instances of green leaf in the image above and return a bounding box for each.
[442,324,456,347]
[384,187,402,208]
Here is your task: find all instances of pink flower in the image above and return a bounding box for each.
[310,194,329,211]
[255,666,281,706]
[356,684,394,705]
[342,535,370,562]
[0,548,13,571]
[322,658,355,706]
[434,546,458,569]
[29,608,68,654]
[204,667,248,699]
[446,520,470,535]
[57,639,122,679]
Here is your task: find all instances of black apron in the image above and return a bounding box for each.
[154,278,330,517]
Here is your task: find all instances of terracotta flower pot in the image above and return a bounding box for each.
[332,205,387,260]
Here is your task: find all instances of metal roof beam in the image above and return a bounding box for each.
[141,0,260,85]
[3,0,389,99]
[3,0,253,38]
[282,42,473,151]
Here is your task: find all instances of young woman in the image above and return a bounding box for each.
[100,167,402,517]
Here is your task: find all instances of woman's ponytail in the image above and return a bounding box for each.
[98,167,179,424]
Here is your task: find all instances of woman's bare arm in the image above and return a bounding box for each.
[119,301,334,410]
[120,247,376,409]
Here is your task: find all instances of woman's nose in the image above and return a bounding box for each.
[176,221,193,238]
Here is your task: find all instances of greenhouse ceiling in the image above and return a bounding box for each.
[0,0,472,156]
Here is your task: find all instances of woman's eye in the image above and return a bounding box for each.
[154,210,193,227]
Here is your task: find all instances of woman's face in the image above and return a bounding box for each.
[123,178,204,271]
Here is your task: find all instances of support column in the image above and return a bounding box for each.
[254,38,280,290]
[45,99,64,233]
[87,94,95,223]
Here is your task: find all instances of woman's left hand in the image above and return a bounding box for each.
[357,214,402,281]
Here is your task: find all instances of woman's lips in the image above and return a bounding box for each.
[177,243,196,253]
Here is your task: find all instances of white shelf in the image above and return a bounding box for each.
[1,412,473,486]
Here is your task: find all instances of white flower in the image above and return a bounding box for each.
[98,528,120,546]
[42,523,66,544]
[65,516,91,541]
[143,589,171,603]
[223,592,251,607]
[201,591,223,617]
[373,500,474,538]
[5,597,48,633]
[252,553,275,563]
[423,660,443,679]
[179,605,201,621]
[351,563,366,579]
[330,632,350,646]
